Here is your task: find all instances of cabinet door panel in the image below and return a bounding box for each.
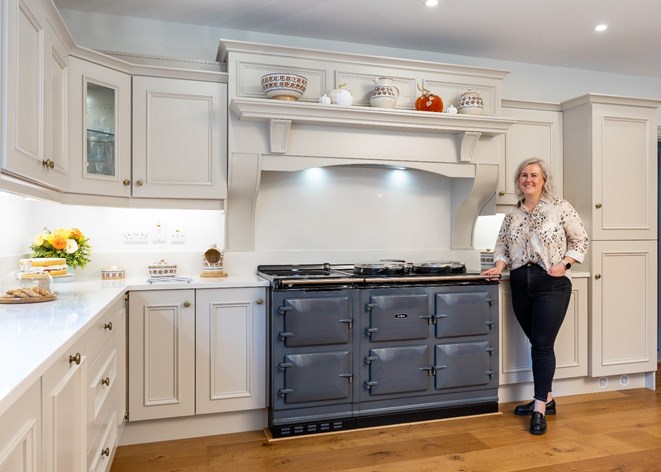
[0,380,41,472]
[590,240,657,376]
[128,290,195,421]
[132,77,227,199]
[68,57,131,196]
[196,288,266,414]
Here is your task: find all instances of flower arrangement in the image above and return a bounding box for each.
[30,227,92,269]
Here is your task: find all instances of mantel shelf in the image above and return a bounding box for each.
[231,98,518,136]
[230,98,517,161]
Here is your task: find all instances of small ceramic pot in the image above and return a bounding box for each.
[148,260,177,277]
[370,77,399,108]
[101,266,126,280]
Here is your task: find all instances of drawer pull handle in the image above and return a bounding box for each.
[101,447,110,457]
[136,179,144,187]
[123,179,131,186]
[595,274,602,280]
[255,298,264,305]
[101,377,111,387]
[104,322,113,331]
[595,203,602,209]
[183,301,191,308]
[499,191,505,196]
[69,353,81,365]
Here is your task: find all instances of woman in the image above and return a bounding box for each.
[482,158,589,435]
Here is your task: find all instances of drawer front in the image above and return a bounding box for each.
[87,410,117,472]
[87,337,118,443]
[87,304,122,364]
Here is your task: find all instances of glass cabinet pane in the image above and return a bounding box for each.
[85,82,116,177]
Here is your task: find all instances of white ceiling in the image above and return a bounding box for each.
[54,0,661,79]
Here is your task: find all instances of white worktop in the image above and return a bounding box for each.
[0,275,268,417]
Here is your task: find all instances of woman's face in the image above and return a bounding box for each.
[519,163,545,200]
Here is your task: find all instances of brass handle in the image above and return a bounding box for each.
[595,203,602,209]
[101,377,110,387]
[104,322,113,331]
[183,301,191,307]
[69,353,81,365]
[136,180,144,187]
[42,159,54,169]
[101,447,110,457]
[498,191,505,196]
[49,160,55,169]
[595,274,601,280]
[123,179,131,186]
[256,298,264,305]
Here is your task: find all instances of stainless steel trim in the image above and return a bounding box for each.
[363,275,498,283]
[280,277,359,286]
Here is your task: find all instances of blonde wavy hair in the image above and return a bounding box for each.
[514,158,556,200]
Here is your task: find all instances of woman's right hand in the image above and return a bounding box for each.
[481,261,506,279]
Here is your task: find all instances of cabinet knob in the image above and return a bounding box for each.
[104,322,113,331]
[595,203,602,209]
[69,352,81,365]
[183,301,191,307]
[498,191,505,196]
[123,179,131,186]
[101,377,111,387]
[101,447,110,457]
[256,298,264,305]
[595,274,602,280]
[136,180,144,187]
[42,159,54,169]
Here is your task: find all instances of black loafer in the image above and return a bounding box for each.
[530,411,547,435]
[514,399,556,416]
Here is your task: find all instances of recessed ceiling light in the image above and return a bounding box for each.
[594,24,608,32]
[424,0,439,7]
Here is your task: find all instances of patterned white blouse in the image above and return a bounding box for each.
[493,196,589,272]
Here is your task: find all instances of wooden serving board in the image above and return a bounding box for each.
[200,271,228,278]
[0,294,57,304]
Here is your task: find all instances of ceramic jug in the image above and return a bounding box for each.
[370,77,399,108]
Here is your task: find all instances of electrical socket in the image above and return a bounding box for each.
[123,232,149,243]
[170,229,186,243]
[152,222,167,244]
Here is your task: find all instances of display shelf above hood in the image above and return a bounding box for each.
[230,98,518,162]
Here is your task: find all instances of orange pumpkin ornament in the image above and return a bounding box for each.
[415,84,444,112]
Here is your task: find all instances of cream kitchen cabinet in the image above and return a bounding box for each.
[3,0,69,190]
[67,56,132,197]
[128,289,195,421]
[0,379,41,472]
[132,76,228,199]
[41,336,87,472]
[127,287,266,421]
[563,95,659,241]
[589,240,657,377]
[497,101,563,207]
[499,276,588,385]
[86,298,126,472]
[195,288,266,414]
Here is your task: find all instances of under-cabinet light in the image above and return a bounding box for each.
[424,0,439,7]
[594,24,608,32]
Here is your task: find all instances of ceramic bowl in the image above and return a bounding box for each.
[101,266,126,280]
[457,89,484,114]
[261,73,308,100]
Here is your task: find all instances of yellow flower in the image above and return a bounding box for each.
[32,234,45,246]
[51,234,68,250]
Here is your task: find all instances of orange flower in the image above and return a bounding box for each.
[70,228,83,240]
[51,234,68,250]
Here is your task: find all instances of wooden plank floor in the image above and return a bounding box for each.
[111,370,661,472]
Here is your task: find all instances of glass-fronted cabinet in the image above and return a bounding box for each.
[86,83,116,177]
[67,56,131,197]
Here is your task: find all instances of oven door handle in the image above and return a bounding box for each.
[364,327,378,337]
[278,388,294,397]
[279,332,294,341]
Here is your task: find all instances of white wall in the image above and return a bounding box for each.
[0,191,224,278]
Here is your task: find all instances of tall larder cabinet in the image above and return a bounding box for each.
[562,94,660,378]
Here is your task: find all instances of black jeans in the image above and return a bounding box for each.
[509,263,572,402]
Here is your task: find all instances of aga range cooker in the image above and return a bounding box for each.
[257,260,500,438]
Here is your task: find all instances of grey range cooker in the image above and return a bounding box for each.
[257,260,500,438]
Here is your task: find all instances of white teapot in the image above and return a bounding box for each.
[330,84,353,106]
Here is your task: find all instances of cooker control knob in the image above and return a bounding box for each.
[255,298,263,305]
